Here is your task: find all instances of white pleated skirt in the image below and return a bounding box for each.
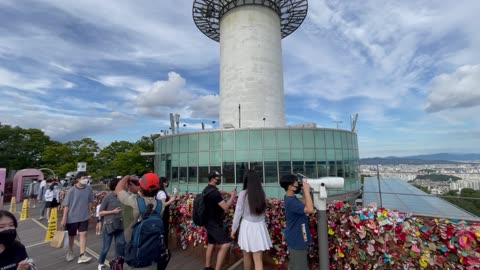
[238,219,273,252]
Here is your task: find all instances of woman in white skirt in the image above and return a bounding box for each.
[231,170,272,270]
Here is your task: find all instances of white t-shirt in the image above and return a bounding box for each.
[95,204,101,218]
[156,190,167,201]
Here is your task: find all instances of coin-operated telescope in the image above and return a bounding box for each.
[297,174,344,270]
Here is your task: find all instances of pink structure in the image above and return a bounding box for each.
[0,168,5,209]
[13,169,44,203]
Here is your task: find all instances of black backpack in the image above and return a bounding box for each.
[124,197,170,269]
[192,188,215,226]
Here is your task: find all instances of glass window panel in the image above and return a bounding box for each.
[179,153,187,166]
[278,161,291,177]
[335,149,343,161]
[341,132,348,149]
[291,130,303,149]
[316,149,326,161]
[326,149,335,161]
[250,161,264,183]
[315,130,326,148]
[291,149,303,161]
[223,162,235,184]
[292,161,304,175]
[354,135,358,149]
[303,130,315,148]
[188,152,198,166]
[343,149,349,162]
[249,150,262,161]
[165,155,171,180]
[210,132,221,151]
[236,150,249,162]
[305,161,317,178]
[236,130,249,150]
[172,136,179,153]
[171,153,179,166]
[171,167,179,182]
[236,162,248,184]
[179,167,187,183]
[264,150,277,161]
[334,132,342,149]
[199,133,209,151]
[223,150,234,162]
[328,161,336,176]
[264,161,278,184]
[337,161,344,177]
[189,134,198,152]
[210,151,222,166]
[304,149,315,160]
[179,135,188,152]
[325,131,334,148]
[277,130,290,148]
[222,131,234,150]
[199,152,209,166]
[166,137,172,153]
[347,134,353,149]
[159,139,165,154]
[278,149,290,161]
[198,166,209,183]
[249,130,263,149]
[317,161,327,177]
[263,130,276,149]
[188,167,198,184]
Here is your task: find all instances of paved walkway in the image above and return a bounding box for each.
[7,202,211,270]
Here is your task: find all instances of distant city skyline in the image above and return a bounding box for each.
[0,1,479,157]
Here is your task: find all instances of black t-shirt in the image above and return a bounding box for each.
[203,184,224,224]
[0,241,28,270]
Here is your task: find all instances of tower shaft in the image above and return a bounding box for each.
[220,5,285,128]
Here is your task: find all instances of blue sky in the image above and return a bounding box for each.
[0,1,479,158]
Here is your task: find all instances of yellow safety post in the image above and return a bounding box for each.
[45,208,58,242]
[9,197,16,213]
[19,199,29,220]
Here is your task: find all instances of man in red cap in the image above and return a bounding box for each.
[115,173,163,269]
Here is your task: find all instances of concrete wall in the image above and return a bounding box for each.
[220,5,285,129]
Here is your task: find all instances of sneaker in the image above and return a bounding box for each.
[98,264,106,270]
[38,216,44,220]
[77,254,92,264]
[66,251,74,262]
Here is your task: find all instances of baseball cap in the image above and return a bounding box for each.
[139,173,160,191]
[208,170,223,179]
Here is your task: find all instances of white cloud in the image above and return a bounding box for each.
[135,72,220,119]
[0,67,51,92]
[425,64,480,112]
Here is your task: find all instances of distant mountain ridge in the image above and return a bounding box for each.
[361,153,480,165]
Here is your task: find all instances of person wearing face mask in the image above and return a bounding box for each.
[203,171,236,270]
[0,210,30,270]
[279,174,314,270]
[27,179,40,208]
[155,177,175,250]
[61,171,94,264]
[44,183,60,221]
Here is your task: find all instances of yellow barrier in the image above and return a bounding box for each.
[19,199,29,220]
[45,208,58,242]
[9,197,16,213]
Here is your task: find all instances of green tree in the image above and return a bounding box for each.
[95,141,135,178]
[0,123,53,169]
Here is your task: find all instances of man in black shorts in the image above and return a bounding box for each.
[203,171,236,270]
[61,172,94,264]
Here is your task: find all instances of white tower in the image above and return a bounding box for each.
[193,0,308,129]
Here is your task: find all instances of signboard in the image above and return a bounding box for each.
[77,162,87,172]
